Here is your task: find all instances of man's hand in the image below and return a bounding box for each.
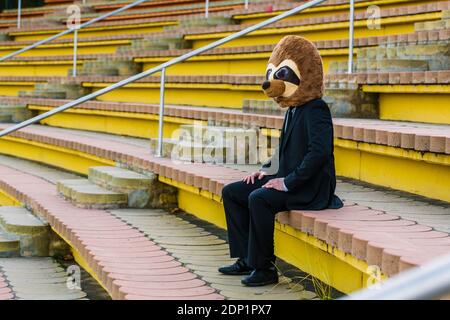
[243,171,267,184]
[262,178,286,191]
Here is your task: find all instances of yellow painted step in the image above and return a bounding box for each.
[0,133,380,294]
[235,0,447,24]
[334,139,450,202]
[0,40,130,58]
[137,48,351,75]
[29,105,202,139]
[17,102,450,202]
[362,85,450,125]
[0,60,82,77]
[0,81,38,96]
[9,21,176,42]
[84,82,265,109]
[187,12,441,49]
[0,47,349,77]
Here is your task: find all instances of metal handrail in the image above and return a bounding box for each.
[341,253,450,300]
[0,0,150,63]
[0,0,336,157]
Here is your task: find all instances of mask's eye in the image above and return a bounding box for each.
[266,69,272,80]
[274,67,288,79]
[274,66,300,85]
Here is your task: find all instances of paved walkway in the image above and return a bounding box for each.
[110,208,316,300]
[0,257,87,300]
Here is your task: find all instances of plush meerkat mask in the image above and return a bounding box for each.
[262,35,324,108]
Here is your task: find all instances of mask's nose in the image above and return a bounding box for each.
[262,81,271,90]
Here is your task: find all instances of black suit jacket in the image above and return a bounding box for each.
[262,98,343,210]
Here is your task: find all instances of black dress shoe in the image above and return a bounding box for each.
[241,268,279,287]
[218,258,253,275]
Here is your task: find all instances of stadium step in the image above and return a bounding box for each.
[0,133,448,294]
[0,257,92,300]
[57,179,128,209]
[0,207,51,257]
[1,95,448,153]
[0,1,447,60]
[0,232,20,258]
[0,104,33,123]
[0,0,449,299]
[185,2,448,48]
[0,156,319,300]
[88,166,177,209]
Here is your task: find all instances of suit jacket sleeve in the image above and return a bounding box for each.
[283,105,333,191]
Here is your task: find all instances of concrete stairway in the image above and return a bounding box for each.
[58,165,177,209]
[0,206,69,259]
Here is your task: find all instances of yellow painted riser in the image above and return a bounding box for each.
[188,15,433,49]
[23,105,450,202]
[141,51,349,75]
[0,49,349,78]
[10,24,173,42]
[378,93,450,125]
[2,134,431,294]
[0,41,129,57]
[0,189,21,206]
[33,107,202,139]
[52,226,110,295]
[236,0,445,24]
[0,137,114,176]
[88,84,265,109]
[0,141,370,296]
[0,83,36,96]
[0,62,77,77]
[176,186,373,294]
[335,140,450,202]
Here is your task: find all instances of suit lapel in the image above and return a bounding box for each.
[279,109,289,149]
[280,108,300,153]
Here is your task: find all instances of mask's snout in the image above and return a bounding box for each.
[262,80,285,98]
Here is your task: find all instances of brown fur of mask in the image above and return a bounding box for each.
[262,35,324,108]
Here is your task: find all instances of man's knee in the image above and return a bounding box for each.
[222,181,243,201]
[248,189,268,208]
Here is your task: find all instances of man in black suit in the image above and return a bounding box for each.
[219,35,343,287]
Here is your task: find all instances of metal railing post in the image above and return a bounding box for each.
[156,68,166,157]
[72,28,78,77]
[205,0,209,19]
[17,0,22,29]
[245,0,249,10]
[347,0,355,74]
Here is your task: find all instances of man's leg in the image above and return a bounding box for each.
[221,177,270,259]
[247,188,289,270]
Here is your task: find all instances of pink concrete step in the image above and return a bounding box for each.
[0,271,13,300]
[0,124,447,278]
[0,163,222,300]
[327,70,450,85]
[277,206,450,277]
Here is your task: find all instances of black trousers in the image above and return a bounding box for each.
[221,176,290,270]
